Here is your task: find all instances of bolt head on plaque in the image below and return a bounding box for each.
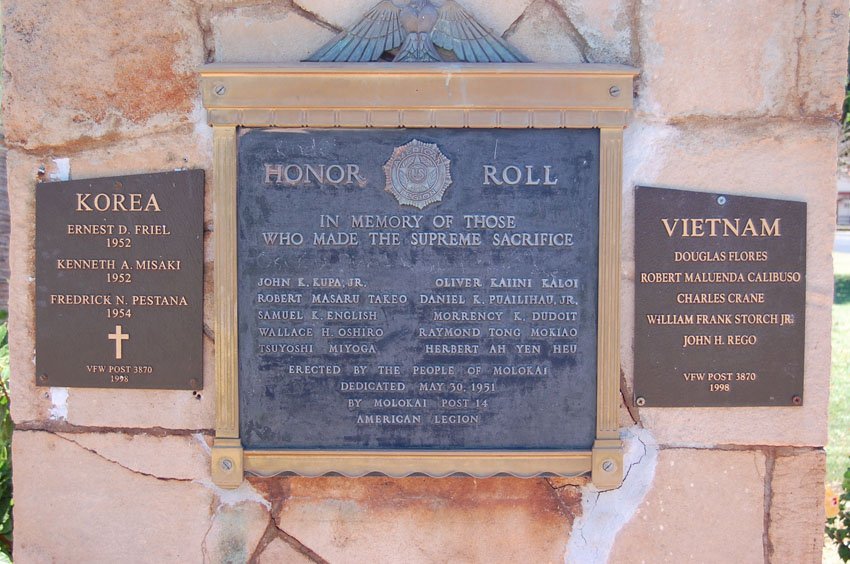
[383,139,452,210]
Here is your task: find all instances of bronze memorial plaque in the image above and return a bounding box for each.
[201,62,635,486]
[36,170,204,389]
[634,186,806,407]
[238,129,600,449]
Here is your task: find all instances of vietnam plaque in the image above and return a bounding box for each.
[36,170,204,389]
[634,186,806,407]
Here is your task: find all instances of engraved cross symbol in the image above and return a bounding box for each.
[108,325,130,360]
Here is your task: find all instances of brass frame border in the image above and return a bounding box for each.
[202,63,636,490]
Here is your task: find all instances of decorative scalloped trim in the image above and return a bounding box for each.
[244,469,591,479]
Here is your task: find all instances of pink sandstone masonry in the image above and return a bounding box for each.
[4,1,847,562]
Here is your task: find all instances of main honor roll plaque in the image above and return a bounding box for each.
[240,128,598,449]
[202,61,636,488]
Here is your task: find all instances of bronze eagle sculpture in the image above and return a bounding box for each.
[305,0,528,63]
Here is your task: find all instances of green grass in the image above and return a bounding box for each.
[829,252,850,485]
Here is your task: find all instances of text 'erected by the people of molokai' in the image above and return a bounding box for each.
[237,128,601,449]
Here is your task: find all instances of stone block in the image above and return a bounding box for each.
[211,6,336,63]
[796,0,849,118]
[56,432,210,481]
[610,449,766,563]
[258,538,314,564]
[3,0,204,151]
[58,385,213,431]
[622,120,837,447]
[13,430,215,562]
[556,0,633,63]
[769,449,826,563]
[505,0,583,63]
[204,501,270,563]
[638,0,798,118]
[274,477,578,563]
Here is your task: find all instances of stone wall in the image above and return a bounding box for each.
[4,1,847,562]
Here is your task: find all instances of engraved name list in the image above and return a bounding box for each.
[36,170,204,389]
[238,129,601,450]
[634,186,806,407]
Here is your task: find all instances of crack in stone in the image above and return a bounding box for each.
[574,490,600,548]
[541,477,582,518]
[16,420,214,437]
[274,526,331,564]
[200,508,218,564]
[628,0,643,97]
[545,476,587,490]
[643,113,838,128]
[502,4,530,39]
[794,0,808,113]
[503,0,591,62]
[252,498,330,564]
[193,3,216,63]
[619,368,639,425]
[290,0,343,33]
[565,429,658,561]
[617,434,647,489]
[194,432,213,455]
[210,0,340,34]
[541,0,591,62]
[247,517,282,564]
[763,449,776,564]
[601,433,648,494]
[48,431,194,483]
[659,444,824,455]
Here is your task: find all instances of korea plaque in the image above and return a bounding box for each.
[634,186,806,407]
[36,170,204,389]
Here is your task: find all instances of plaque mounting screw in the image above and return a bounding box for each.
[38,374,48,383]
[635,396,646,407]
[608,85,621,97]
[220,458,234,471]
[214,84,227,96]
[792,395,802,406]
[717,196,727,205]
[601,459,617,473]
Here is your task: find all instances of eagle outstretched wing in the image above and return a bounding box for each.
[306,1,406,62]
[431,0,528,62]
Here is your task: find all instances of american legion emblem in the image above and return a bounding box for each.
[383,139,452,209]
